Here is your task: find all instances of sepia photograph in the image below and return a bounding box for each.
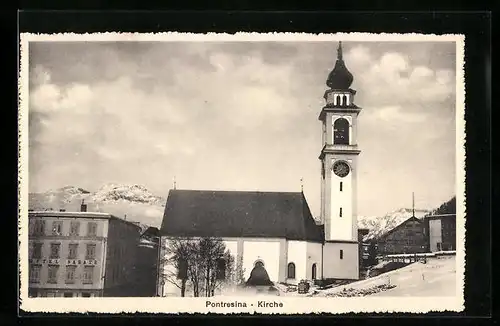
[18,32,465,314]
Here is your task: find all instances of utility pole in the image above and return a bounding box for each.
[412,192,415,217]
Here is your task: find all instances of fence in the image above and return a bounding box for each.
[380,250,456,263]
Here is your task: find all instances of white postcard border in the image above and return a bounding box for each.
[18,32,466,314]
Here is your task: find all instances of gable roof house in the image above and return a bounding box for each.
[374,216,428,255]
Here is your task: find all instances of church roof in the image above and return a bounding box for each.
[160,189,324,243]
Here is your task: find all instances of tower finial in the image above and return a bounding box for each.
[173,176,177,190]
[326,41,353,89]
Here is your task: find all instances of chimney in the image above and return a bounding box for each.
[80,200,87,212]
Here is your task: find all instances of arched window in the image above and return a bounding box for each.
[311,263,317,280]
[216,258,226,280]
[177,258,188,280]
[343,94,348,106]
[333,118,350,145]
[287,262,296,279]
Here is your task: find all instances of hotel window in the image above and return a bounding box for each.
[339,207,343,217]
[33,220,45,235]
[52,221,63,235]
[47,265,59,284]
[70,221,80,236]
[50,243,61,259]
[81,292,91,297]
[65,265,76,284]
[29,264,41,283]
[340,249,344,260]
[63,292,74,298]
[32,243,42,259]
[68,243,78,259]
[287,262,296,279]
[340,182,343,191]
[86,244,96,260]
[83,266,94,284]
[87,222,97,237]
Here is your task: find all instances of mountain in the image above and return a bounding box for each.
[28,184,167,228]
[357,196,456,242]
[431,196,456,215]
[357,208,431,242]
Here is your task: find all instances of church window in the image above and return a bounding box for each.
[287,263,296,279]
[340,182,343,191]
[216,258,226,280]
[333,118,349,145]
[177,258,188,280]
[311,263,317,280]
[339,207,343,217]
[340,250,344,260]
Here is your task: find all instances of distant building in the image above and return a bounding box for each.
[424,214,456,252]
[375,216,427,255]
[28,202,158,297]
[132,224,161,296]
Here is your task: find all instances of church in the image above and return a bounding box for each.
[159,42,362,295]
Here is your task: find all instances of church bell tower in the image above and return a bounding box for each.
[319,42,361,280]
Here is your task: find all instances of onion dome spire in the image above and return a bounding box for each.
[326,41,354,90]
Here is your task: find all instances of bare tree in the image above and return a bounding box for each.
[161,237,193,297]
[233,255,246,285]
[161,237,234,297]
[197,237,231,297]
[208,249,235,296]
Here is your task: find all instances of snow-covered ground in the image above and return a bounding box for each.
[311,255,456,297]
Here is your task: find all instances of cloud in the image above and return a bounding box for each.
[347,46,454,110]
[28,41,457,218]
[368,105,427,124]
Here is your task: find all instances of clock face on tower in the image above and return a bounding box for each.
[332,160,350,178]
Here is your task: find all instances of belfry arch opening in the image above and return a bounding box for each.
[333,118,350,145]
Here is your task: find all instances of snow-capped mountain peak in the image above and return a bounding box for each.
[29,183,167,228]
[92,183,164,205]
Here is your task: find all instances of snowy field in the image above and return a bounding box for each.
[311,255,456,297]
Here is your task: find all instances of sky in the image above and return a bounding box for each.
[27,39,458,217]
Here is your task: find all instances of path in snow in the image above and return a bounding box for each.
[371,256,456,297]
